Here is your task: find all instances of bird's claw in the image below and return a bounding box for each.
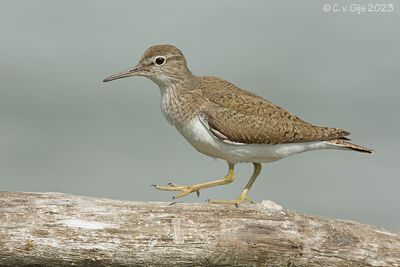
[152,183,201,199]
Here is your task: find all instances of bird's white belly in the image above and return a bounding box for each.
[176,118,333,163]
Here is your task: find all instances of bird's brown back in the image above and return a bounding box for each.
[194,76,350,144]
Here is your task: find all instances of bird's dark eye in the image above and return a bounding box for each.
[155,57,165,65]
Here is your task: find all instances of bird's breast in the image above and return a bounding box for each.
[159,87,201,127]
[160,88,182,126]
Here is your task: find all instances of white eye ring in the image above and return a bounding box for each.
[154,56,166,65]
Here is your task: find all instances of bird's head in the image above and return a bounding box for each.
[103,44,192,88]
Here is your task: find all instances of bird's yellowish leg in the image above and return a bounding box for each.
[152,163,235,199]
[208,163,262,207]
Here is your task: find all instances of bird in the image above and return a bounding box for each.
[103,44,372,206]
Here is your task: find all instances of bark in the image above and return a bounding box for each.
[0,192,399,266]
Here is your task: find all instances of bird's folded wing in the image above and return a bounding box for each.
[199,105,350,145]
[197,76,311,125]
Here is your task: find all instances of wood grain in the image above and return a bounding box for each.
[0,192,398,266]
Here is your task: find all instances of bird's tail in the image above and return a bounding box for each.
[323,138,373,154]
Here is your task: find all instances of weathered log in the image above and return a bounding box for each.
[0,192,399,266]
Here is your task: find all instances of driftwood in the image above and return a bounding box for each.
[0,192,399,266]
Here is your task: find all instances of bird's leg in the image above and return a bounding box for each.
[208,163,262,207]
[152,163,235,200]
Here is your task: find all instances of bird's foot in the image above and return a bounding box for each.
[207,192,254,207]
[151,182,200,199]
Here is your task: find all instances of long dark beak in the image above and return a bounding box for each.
[103,65,140,82]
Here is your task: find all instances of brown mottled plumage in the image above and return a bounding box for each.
[103,44,372,205]
[195,77,350,144]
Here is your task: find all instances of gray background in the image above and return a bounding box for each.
[1,1,399,230]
